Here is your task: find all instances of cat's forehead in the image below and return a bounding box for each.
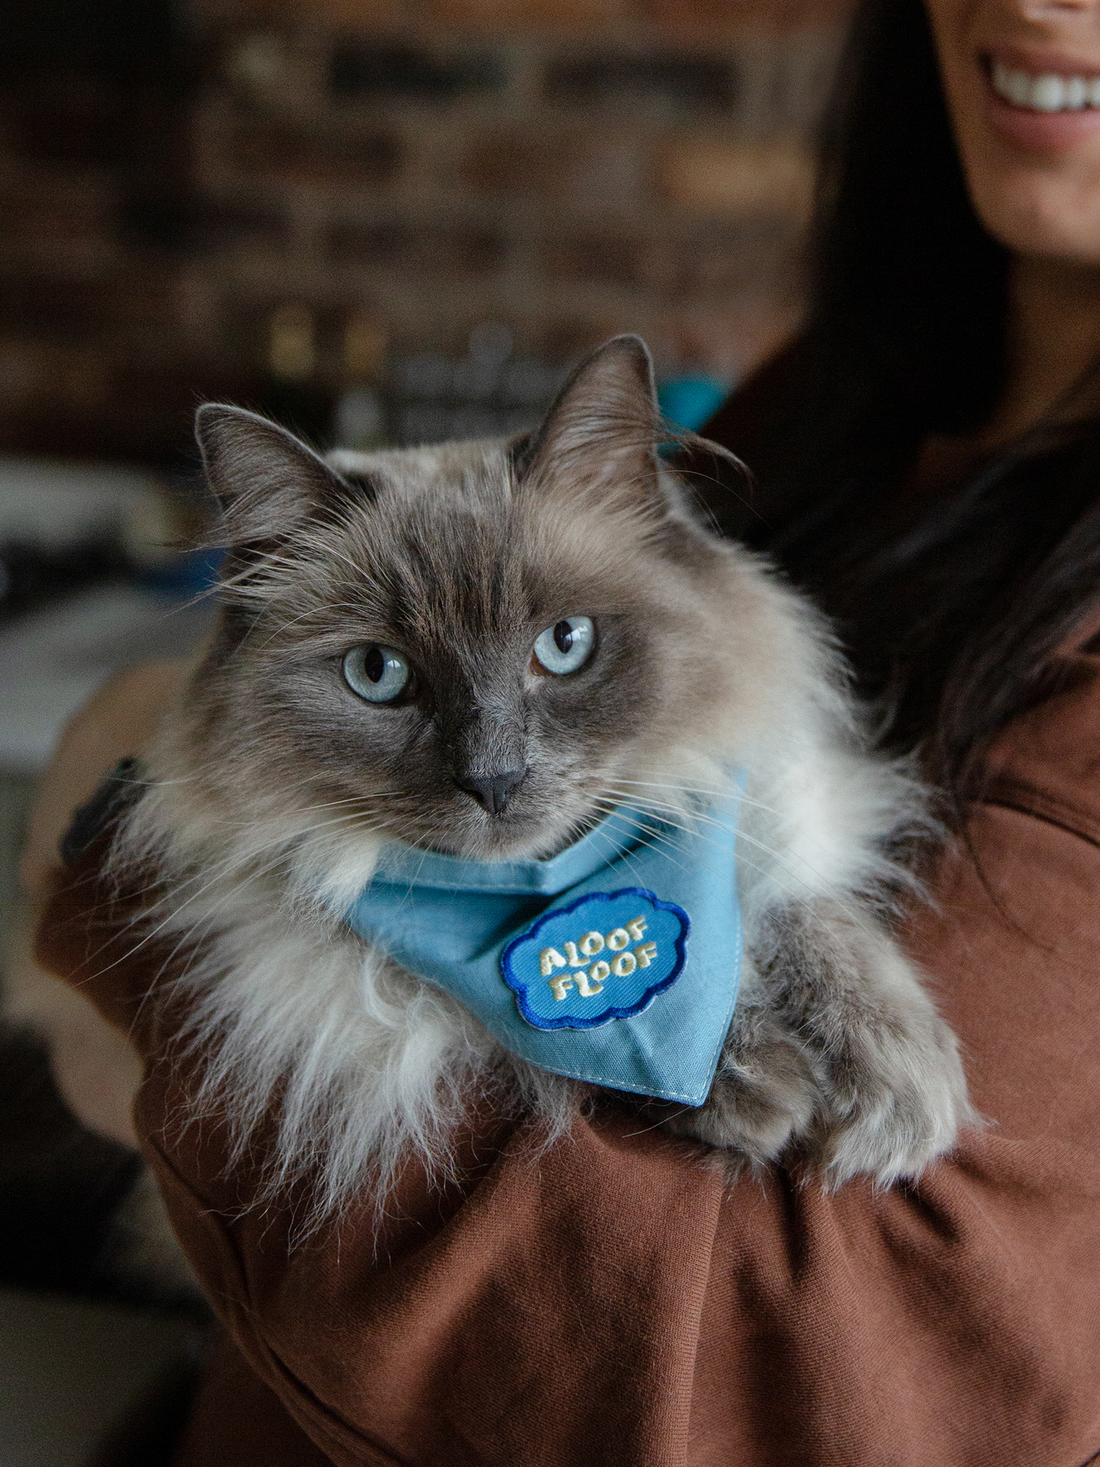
[311,440,658,638]
[329,438,512,506]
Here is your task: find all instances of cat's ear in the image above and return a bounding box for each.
[196,404,353,547]
[516,335,663,514]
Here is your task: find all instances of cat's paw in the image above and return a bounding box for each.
[664,1005,819,1165]
[785,912,977,1187]
[809,998,974,1187]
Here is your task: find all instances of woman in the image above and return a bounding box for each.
[704,0,1100,793]
[26,0,1100,1458]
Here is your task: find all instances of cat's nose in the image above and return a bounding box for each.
[457,769,526,815]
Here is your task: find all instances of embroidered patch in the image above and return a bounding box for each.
[501,887,690,1031]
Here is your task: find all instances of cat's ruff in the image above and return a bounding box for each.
[111,334,973,1227]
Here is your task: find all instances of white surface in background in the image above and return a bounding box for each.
[0,459,162,552]
[0,586,213,776]
[0,1287,198,1467]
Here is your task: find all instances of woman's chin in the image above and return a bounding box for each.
[965,152,1100,266]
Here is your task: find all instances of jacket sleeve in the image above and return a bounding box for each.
[34,653,1100,1467]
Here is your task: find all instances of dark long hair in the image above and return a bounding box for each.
[697,0,1100,803]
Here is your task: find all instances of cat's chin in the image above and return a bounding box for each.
[425,831,566,864]
[418,811,596,865]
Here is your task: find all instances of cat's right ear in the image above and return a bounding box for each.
[196,404,354,551]
[513,335,664,519]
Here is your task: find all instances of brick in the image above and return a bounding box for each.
[656,136,814,219]
[330,43,506,100]
[539,317,637,365]
[462,129,598,197]
[540,222,804,301]
[568,140,647,207]
[330,220,507,276]
[192,0,409,21]
[0,342,113,450]
[668,221,802,296]
[0,275,116,340]
[189,201,288,258]
[4,357,257,461]
[231,123,402,186]
[0,266,184,344]
[110,273,188,338]
[0,177,111,246]
[426,0,630,29]
[544,53,737,112]
[0,0,823,464]
[643,0,854,32]
[2,75,184,172]
[292,0,411,22]
[543,232,645,289]
[41,346,114,414]
[107,363,260,450]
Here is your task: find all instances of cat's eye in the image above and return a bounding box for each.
[343,645,411,704]
[532,616,595,676]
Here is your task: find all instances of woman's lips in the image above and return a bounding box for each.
[983,52,1100,151]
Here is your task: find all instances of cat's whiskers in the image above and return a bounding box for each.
[591,786,887,940]
[250,601,370,651]
[608,774,931,859]
[90,806,386,980]
[576,802,678,889]
[602,786,827,887]
[621,786,921,909]
[582,800,700,881]
[604,778,879,887]
[197,789,412,831]
[603,775,790,824]
[583,817,824,957]
[129,804,420,1018]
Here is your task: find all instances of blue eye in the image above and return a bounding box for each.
[532,616,595,675]
[343,645,411,703]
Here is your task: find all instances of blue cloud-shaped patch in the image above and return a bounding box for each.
[501,887,690,1031]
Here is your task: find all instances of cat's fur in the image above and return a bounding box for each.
[112,335,972,1226]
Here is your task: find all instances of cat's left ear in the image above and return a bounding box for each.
[196,404,354,548]
[515,335,665,516]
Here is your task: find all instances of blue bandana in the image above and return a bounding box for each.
[338,790,745,1106]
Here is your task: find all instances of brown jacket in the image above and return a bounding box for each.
[35,643,1100,1466]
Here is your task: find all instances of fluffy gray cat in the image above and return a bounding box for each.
[112,334,972,1225]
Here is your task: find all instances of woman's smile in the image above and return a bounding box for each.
[983,46,1100,150]
[926,0,1100,262]
[990,55,1100,112]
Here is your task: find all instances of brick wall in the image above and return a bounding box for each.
[0,0,849,463]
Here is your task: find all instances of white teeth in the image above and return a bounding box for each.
[1034,74,1065,109]
[992,59,1100,112]
[1014,67,1038,104]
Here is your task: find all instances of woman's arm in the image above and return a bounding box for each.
[14,660,188,1148]
[20,659,188,899]
[31,652,1100,1466]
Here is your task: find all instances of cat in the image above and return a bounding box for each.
[109,333,973,1227]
